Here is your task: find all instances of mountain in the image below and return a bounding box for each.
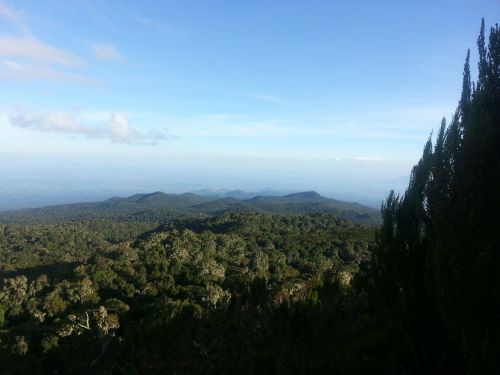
[0,191,381,225]
[283,191,325,200]
[102,191,214,209]
[191,188,283,200]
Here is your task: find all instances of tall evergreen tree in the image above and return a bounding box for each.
[372,19,500,374]
[460,49,472,121]
[477,18,488,88]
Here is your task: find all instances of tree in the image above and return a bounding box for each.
[372,19,500,374]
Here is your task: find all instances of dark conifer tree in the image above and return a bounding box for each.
[373,19,500,374]
[460,49,472,121]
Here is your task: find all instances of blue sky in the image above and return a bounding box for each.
[0,0,498,208]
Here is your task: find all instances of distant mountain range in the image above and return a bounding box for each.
[0,191,381,225]
[191,188,284,200]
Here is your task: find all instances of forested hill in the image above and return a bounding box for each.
[0,191,380,225]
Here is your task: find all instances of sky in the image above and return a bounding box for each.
[0,0,498,209]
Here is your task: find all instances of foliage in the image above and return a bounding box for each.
[0,213,374,373]
[369,20,500,374]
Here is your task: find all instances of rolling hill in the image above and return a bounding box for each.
[0,191,381,225]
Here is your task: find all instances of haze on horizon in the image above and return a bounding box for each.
[1,0,498,210]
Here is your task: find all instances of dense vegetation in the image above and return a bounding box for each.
[0,20,498,374]
[0,213,374,373]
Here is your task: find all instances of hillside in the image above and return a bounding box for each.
[0,191,381,226]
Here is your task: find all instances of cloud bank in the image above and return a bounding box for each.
[9,110,170,145]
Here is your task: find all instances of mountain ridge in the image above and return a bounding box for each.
[0,190,381,225]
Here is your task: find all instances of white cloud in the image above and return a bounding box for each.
[10,111,87,133]
[0,36,83,66]
[90,42,122,61]
[0,0,27,33]
[106,113,141,143]
[9,110,171,145]
[0,1,85,82]
[0,59,87,81]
